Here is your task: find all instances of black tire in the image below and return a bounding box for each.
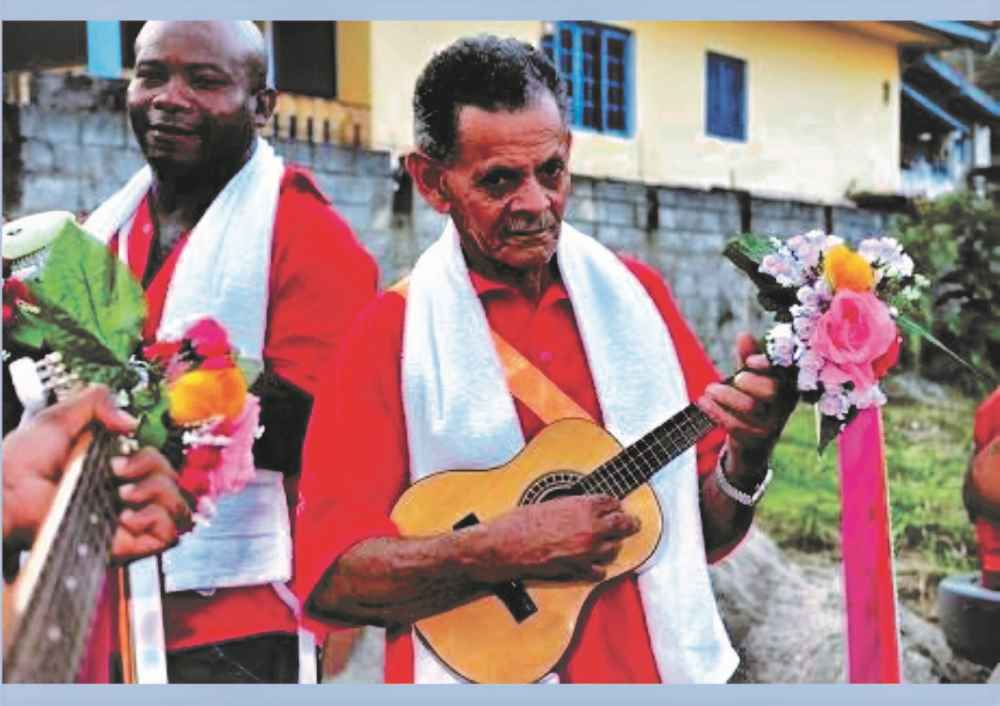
[937,573,1000,666]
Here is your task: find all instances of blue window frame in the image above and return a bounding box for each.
[706,52,747,141]
[542,22,633,137]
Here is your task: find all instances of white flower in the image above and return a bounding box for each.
[766,323,797,367]
[818,388,851,419]
[787,231,824,270]
[848,384,887,410]
[760,252,805,288]
[859,237,914,281]
[822,235,844,252]
[799,348,823,372]
[798,366,819,391]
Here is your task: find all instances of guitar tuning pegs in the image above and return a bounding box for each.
[118,436,140,456]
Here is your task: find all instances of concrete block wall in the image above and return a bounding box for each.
[3,75,899,367]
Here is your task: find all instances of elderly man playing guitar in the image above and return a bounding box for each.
[295,35,797,684]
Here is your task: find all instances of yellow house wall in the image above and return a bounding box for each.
[368,20,902,203]
[336,21,371,107]
[369,21,543,156]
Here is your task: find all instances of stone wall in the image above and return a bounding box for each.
[2,73,899,367]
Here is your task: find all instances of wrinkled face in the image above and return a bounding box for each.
[441,93,572,274]
[127,22,259,177]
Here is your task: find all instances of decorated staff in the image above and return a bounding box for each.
[724,229,986,682]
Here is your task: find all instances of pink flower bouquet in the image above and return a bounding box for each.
[725,230,928,450]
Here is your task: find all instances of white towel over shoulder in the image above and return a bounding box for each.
[84,136,284,365]
[400,220,738,683]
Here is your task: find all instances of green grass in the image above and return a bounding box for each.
[758,396,978,574]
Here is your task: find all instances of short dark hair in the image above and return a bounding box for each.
[412,34,568,163]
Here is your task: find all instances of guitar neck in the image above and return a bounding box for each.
[4,426,120,683]
[575,402,716,499]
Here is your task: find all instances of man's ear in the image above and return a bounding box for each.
[253,88,278,129]
[406,151,451,215]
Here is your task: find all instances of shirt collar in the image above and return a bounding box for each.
[466,260,571,307]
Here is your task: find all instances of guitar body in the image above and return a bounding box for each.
[390,417,663,683]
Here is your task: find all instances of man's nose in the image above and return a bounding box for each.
[510,177,548,214]
[151,76,193,112]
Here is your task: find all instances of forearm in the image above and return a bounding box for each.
[308,526,501,627]
[699,443,768,554]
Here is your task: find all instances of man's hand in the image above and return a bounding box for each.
[477,495,641,583]
[111,448,193,563]
[698,333,798,481]
[2,384,193,563]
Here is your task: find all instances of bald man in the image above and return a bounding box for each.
[82,21,378,682]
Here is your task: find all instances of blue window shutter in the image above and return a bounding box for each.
[86,21,122,78]
[551,22,632,136]
[707,52,746,141]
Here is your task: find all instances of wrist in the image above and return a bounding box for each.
[452,520,508,585]
[723,441,771,492]
[716,445,772,507]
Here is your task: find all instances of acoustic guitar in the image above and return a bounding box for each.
[3,424,129,682]
[390,399,720,683]
[2,353,159,683]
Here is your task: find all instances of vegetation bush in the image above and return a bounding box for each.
[889,193,1000,393]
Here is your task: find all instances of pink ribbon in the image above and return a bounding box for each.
[837,406,902,682]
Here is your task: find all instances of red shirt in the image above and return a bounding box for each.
[112,165,379,650]
[974,387,1000,453]
[295,257,738,683]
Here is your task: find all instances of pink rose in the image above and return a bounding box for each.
[809,290,898,392]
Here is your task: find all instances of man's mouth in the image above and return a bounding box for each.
[506,224,555,237]
[148,123,198,137]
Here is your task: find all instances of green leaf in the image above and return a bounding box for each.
[723,233,798,313]
[29,298,139,391]
[816,406,857,455]
[896,313,998,386]
[723,232,779,267]
[136,390,170,449]
[30,220,146,364]
[6,308,47,350]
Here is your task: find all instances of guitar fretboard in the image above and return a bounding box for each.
[574,403,716,499]
[4,427,120,683]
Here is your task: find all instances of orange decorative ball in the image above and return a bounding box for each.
[168,367,247,425]
[824,244,875,292]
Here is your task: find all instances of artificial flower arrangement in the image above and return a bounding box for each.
[3,214,259,518]
[723,229,975,452]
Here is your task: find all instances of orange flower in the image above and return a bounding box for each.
[168,367,247,425]
[824,244,874,292]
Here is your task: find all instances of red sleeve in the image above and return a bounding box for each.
[265,166,380,396]
[975,387,1000,453]
[622,257,743,563]
[293,291,411,633]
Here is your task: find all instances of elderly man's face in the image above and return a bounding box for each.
[127,22,259,177]
[441,92,571,274]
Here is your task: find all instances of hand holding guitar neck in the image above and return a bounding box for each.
[698,333,799,481]
[2,384,193,562]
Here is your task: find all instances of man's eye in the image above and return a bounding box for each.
[192,76,225,88]
[541,162,565,179]
[480,173,515,189]
[135,70,165,84]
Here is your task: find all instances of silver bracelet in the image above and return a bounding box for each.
[714,449,773,507]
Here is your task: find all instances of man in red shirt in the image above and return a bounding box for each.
[82,21,378,682]
[296,35,795,683]
[966,387,1000,590]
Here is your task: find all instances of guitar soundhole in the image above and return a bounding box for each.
[519,471,586,506]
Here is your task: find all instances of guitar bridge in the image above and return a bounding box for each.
[453,513,538,623]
